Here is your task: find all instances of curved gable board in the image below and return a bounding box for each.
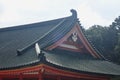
[46,23,102,58]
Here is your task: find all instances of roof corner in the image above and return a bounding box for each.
[70,9,77,19]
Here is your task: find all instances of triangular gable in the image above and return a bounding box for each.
[46,23,102,58]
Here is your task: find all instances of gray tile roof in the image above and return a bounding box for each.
[0,10,76,69]
[0,9,120,76]
[44,50,120,76]
[0,16,67,69]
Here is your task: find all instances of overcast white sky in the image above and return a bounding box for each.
[0,0,120,29]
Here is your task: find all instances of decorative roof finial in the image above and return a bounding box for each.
[35,43,41,56]
[70,9,77,18]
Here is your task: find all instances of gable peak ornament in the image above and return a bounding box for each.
[72,32,78,42]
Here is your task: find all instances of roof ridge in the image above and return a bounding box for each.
[0,17,67,32]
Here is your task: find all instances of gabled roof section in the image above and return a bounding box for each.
[17,9,78,55]
[0,9,120,76]
[0,13,68,69]
[0,9,77,69]
[45,23,103,58]
[43,10,104,59]
[0,9,106,69]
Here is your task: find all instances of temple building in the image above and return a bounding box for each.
[0,9,120,80]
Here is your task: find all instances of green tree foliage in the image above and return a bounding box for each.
[111,16,120,32]
[111,16,120,50]
[109,16,120,63]
[111,76,120,80]
[114,33,120,63]
[85,25,106,52]
[86,25,114,60]
[85,16,120,64]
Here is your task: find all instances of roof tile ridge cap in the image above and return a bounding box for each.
[70,9,77,19]
[0,17,67,32]
[17,18,67,55]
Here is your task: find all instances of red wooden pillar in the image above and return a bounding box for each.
[38,68,45,80]
[19,73,23,80]
[0,75,2,80]
[57,76,61,80]
[38,73,43,80]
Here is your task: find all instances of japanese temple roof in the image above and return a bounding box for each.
[0,9,120,76]
[44,50,120,76]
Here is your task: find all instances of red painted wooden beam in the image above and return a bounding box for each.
[0,64,110,80]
